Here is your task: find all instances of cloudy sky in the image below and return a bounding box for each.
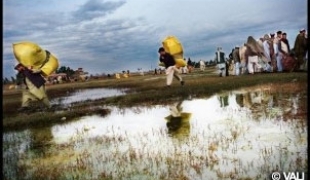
[3,0,307,78]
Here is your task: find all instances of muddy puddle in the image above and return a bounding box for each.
[3,85,307,180]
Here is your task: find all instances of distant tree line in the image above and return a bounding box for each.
[56,66,76,77]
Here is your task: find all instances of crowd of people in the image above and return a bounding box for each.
[225,28,308,76]
[158,28,308,86]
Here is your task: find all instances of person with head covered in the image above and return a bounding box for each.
[14,63,51,112]
[12,41,59,112]
[262,34,272,72]
[244,36,265,74]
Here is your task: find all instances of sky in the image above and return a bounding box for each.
[3,0,308,78]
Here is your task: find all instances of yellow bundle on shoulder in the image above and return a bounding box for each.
[12,41,59,77]
[162,36,187,67]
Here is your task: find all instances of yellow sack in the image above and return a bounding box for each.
[175,58,187,68]
[162,36,186,67]
[12,41,59,77]
[162,36,183,56]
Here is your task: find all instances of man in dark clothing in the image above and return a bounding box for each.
[293,29,308,70]
[158,47,184,87]
[214,47,227,77]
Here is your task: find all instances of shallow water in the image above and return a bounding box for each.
[50,88,128,105]
[3,86,307,180]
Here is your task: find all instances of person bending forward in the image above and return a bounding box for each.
[158,47,184,87]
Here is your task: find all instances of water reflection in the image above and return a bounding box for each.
[3,127,56,179]
[235,93,244,107]
[29,127,54,156]
[218,94,229,107]
[3,130,31,179]
[51,88,128,106]
[215,88,306,122]
[2,86,307,180]
[165,102,192,140]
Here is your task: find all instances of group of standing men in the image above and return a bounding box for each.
[228,28,307,76]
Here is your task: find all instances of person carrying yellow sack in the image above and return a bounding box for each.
[15,63,51,112]
[12,41,59,112]
[158,47,184,87]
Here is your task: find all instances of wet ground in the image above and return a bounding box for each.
[51,88,129,106]
[3,85,307,180]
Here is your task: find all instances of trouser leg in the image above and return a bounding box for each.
[25,78,50,107]
[166,66,174,86]
[172,66,182,82]
[221,68,226,77]
[276,55,283,72]
[248,56,258,74]
[21,90,37,107]
[42,97,51,108]
[240,62,247,75]
[297,54,305,70]
[248,61,254,74]
[235,62,240,75]
[248,62,255,74]
[303,58,307,71]
[217,63,225,76]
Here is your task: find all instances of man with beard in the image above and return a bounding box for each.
[293,29,308,71]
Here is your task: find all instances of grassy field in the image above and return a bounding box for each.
[2,67,308,131]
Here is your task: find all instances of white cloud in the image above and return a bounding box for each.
[3,0,307,78]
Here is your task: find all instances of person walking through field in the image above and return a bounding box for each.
[158,47,184,87]
[199,60,206,71]
[274,31,283,72]
[232,46,241,75]
[269,33,276,72]
[244,36,265,74]
[262,34,272,72]
[15,63,52,112]
[293,28,308,71]
[279,32,296,72]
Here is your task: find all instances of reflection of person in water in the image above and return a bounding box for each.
[218,94,229,107]
[29,127,54,155]
[165,101,191,140]
[167,117,182,132]
[235,94,244,107]
[166,117,191,140]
